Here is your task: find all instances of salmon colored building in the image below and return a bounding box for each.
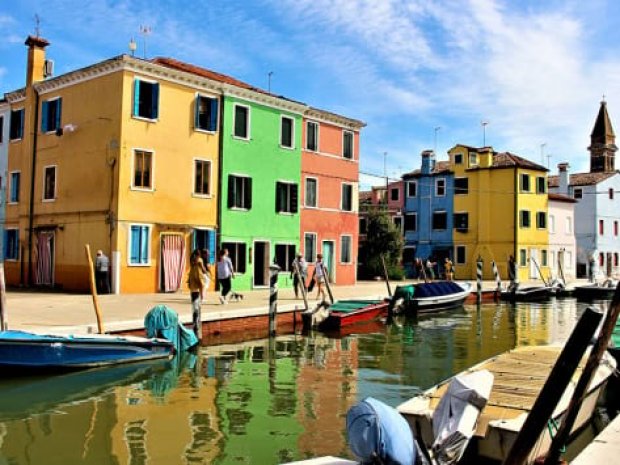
[301,108,365,285]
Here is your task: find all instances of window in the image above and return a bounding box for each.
[9,109,24,140]
[195,95,218,132]
[536,211,546,229]
[133,149,153,189]
[520,174,530,192]
[129,225,150,265]
[233,104,250,139]
[610,188,615,200]
[536,176,546,194]
[519,249,527,266]
[549,215,555,234]
[469,152,478,167]
[43,165,56,201]
[305,178,317,207]
[541,249,548,267]
[573,188,582,199]
[275,244,296,272]
[306,121,318,151]
[343,130,353,159]
[455,245,466,265]
[228,175,252,210]
[615,253,619,267]
[432,211,447,230]
[404,213,417,232]
[519,210,531,228]
[275,181,298,214]
[221,242,247,273]
[41,98,62,133]
[304,233,317,262]
[393,216,403,232]
[192,229,216,264]
[566,217,572,234]
[454,213,469,232]
[454,153,463,164]
[454,177,468,195]
[435,178,446,196]
[341,183,353,211]
[280,116,294,148]
[0,115,3,143]
[599,219,604,235]
[390,188,399,201]
[9,171,20,203]
[407,181,417,197]
[4,229,19,260]
[133,79,159,120]
[194,160,211,196]
[341,236,352,263]
[359,217,367,234]
[615,221,619,237]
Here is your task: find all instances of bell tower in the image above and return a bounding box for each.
[588,100,617,173]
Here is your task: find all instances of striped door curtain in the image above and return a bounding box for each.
[35,231,54,285]
[162,234,186,292]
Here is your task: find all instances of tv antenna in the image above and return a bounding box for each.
[34,14,41,37]
[139,25,152,59]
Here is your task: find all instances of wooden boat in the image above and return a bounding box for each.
[500,285,553,302]
[393,281,472,315]
[0,330,174,372]
[573,282,617,301]
[303,299,389,331]
[397,345,616,464]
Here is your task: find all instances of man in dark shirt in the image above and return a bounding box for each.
[95,250,110,294]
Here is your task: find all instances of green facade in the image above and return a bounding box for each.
[219,95,302,290]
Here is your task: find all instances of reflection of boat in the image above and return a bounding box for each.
[303,300,389,331]
[0,330,174,372]
[0,359,170,421]
[573,282,617,301]
[398,345,616,464]
[392,281,472,314]
[500,285,553,302]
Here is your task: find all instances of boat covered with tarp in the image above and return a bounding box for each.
[390,281,471,315]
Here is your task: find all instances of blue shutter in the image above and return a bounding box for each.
[208,230,216,264]
[194,96,201,129]
[140,226,149,264]
[133,80,140,116]
[19,109,24,138]
[151,83,159,119]
[55,99,62,130]
[41,101,49,132]
[130,226,140,263]
[208,98,218,132]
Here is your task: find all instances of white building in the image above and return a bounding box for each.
[548,189,577,280]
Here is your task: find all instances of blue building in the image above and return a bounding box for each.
[401,150,454,277]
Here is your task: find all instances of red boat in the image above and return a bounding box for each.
[302,299,389,331]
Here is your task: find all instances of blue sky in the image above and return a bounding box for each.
[2,0,620,188]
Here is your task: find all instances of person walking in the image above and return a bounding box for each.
[312,253,327,301]
[444,257,454,281]
[188,249,206,336]
[95,250,110,294]
[290,253,307,299]
[200,249,212,299]
[425,257,436,282]
[217,249,235,304]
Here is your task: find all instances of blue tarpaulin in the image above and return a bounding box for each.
[414,281,464,298]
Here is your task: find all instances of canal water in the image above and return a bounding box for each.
[0,298,612,465]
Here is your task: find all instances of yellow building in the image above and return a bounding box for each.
[448,144,550,282]
[4,36,221,292]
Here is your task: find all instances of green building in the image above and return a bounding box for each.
[219,93,305,290]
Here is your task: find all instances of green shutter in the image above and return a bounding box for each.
[208,98,218,132]
[55,99,62,130]
[133,80,140,116]
[41,101,49,132]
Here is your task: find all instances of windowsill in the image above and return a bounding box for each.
[130,186,155,192]
[7,202,18,205]
[42,198,56,203]
[279,145,296,151]
[194,128,217,135]
[305,147,319,152]
[42,130,59,135]
[128,262,151,267]
[9,138,23,143]
[4,258,18,262]
[343,155,354,160]
[192,193,213,199]
[232,135,250,141]
[304,205,318,209]
[277,212,296,216]
[340,262,353,265]
[132,115,159,123]
[341,209,354,213]
[229,207,250,212]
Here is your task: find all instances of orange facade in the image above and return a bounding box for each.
[301,114,361,285]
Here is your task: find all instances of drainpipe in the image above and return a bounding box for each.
[513,168,518,268]
[26,89,40,286]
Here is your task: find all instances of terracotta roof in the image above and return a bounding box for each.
[488,152,547,171]
[548,192,577,203]
[547,171,618,187]
[402,160,451,178]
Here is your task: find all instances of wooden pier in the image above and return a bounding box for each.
[571,410,620,464]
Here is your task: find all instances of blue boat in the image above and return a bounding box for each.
[0,330,174,372]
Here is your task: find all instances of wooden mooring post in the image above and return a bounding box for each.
[381,255,393,297]
[0,262,7,330]
[321,263,335,304]
[502,306,604,465]
[268,264,280,337]
[85,244,105,334]
[476,256,483,304]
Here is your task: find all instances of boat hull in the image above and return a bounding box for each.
[317,301,389,331]
[500,286,553,302]
[0,331,174,372]
[401,281,471,315]
[573,285,617,301]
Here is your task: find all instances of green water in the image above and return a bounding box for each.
[0,298,610,464]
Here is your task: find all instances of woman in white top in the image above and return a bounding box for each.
[312,253,327,301]
[216,249,235,304]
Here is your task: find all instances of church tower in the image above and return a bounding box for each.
[588,100,617,173]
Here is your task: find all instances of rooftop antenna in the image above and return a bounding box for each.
[268,71,273,93]
[546,153,553,169]
[139,25,152,59]
[481,120,489,146]
[128,37,137,56]
[34,14,41,37]
[540,142,547,165]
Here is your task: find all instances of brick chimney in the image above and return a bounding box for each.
[421,150,436,175]
[25,35,49,87]
[558,162,570,195]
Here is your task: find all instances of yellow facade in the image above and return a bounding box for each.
[449,145,549,281]
[5,41,220,292]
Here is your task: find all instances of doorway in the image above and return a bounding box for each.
[322,240,335,283]
[529,248,539,279]
[607,252,613,277]
[35,231,55,286]
[160,234,185,292]
[253,241,270,287]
